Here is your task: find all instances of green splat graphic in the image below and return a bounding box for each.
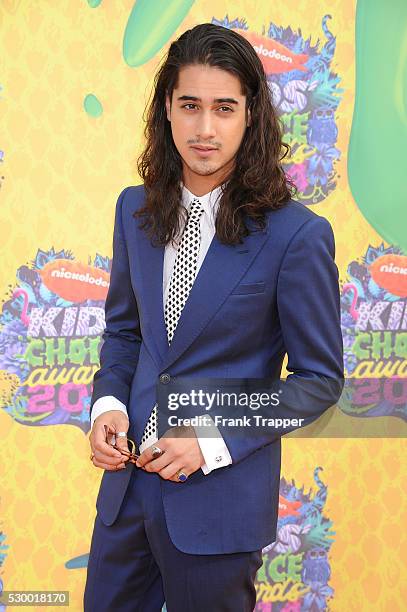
[83,94,103,118]
[123,0,195,67]
[87,0,102,7]
[348,0,407,251]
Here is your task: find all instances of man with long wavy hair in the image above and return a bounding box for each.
[85,23,344,611]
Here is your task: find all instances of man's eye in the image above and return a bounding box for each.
[181,104,232,112]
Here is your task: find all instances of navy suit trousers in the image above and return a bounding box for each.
[84,467,264,612]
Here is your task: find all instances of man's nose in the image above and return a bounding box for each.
[196,111,216,140]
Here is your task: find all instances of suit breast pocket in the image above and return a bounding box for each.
[230,281,266,295]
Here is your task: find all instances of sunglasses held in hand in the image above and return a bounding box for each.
[104,425,140,464]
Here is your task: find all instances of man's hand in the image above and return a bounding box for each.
[89,410,130,471]
[136,425,205,481]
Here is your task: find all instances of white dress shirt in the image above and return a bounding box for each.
[91,182,232,474]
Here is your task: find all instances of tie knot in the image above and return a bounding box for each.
[188,198,203,223]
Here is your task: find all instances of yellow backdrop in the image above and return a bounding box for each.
[0,1,406,611]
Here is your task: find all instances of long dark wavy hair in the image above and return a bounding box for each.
[135,23,297,246]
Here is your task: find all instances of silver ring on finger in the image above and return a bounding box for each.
[151,445,164,458]
[116,432,127,437]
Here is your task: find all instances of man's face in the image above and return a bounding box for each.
[165,64,251,188]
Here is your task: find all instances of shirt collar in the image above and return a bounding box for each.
[180,181,226,223]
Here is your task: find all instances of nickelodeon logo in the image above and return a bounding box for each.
[252,43,293,65]
[50,267,109,285]
[370,254,407,298]
[235,30,309,74]
[379,263,407,274]
[40,259,110,303]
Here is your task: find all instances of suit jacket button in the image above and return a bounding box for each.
[159,373,171,384]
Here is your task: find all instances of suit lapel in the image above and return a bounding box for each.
[136,210,270,371]
[135,233,168,366]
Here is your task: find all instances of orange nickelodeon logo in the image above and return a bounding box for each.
[370,254,407,298]
[40,259,110,303]
[236,30,309,74]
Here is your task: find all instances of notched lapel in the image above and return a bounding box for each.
[134,227,169,366]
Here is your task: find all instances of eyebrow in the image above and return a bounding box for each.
[177,95,239,105]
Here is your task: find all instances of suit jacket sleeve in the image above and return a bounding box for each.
[215,215,345,465]
[89,187,142,421]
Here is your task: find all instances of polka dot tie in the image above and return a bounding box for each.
[139,199,204,451]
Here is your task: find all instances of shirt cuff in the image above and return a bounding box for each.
[193,416,232,474]
[90,396,128,430]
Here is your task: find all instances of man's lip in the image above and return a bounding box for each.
[190,145,218,151]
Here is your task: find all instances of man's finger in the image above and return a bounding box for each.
[163,465,190,481]
[93,423,124,458]
[93,449,126,466]
[92,456,127,471]
[136,442,169,468]
[113,432,132,453]
[142,450,172,472]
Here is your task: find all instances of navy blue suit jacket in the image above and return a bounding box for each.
[90,185,344,554]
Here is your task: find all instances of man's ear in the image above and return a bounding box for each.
[165,93,171,121]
